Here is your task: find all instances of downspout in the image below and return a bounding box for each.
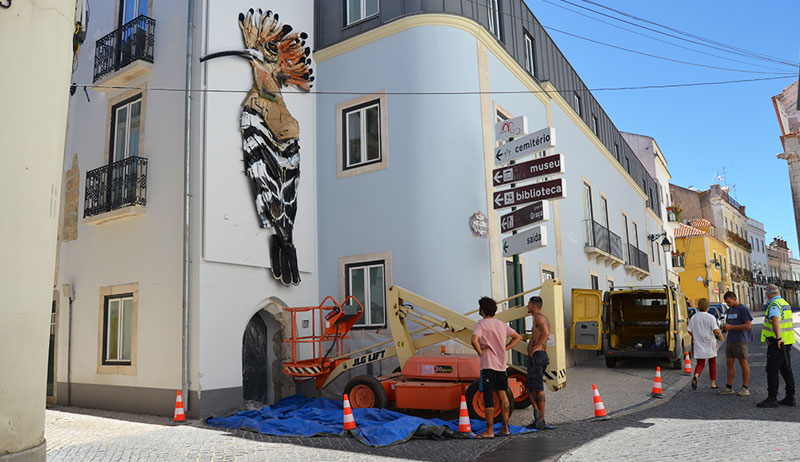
[182,0,195,412]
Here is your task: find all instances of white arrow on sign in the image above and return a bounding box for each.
[502,225,548,257]
[494,127,556,167]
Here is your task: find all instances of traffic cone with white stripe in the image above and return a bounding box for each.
[173,390,186,422]
[650,367,664,398]
[592,384,610,420]
[683,352,692,375]
[458,395,472,433]
[343,393,357,431]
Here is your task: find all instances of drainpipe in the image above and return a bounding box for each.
[182,0,195,413]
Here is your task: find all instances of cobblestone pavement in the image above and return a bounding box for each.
[48,315,798,461]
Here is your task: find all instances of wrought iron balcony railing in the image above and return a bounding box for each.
[726,230,752,251]
[585,220,625,261]
[84,156,148,218]
[93,15,156,82]
[626,244,649,272]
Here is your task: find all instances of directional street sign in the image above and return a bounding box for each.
[493,178,566,210]
[495,115,528,141]
[492,154,564,187]
[494,127,556,166]
[502,225,548,257]
[500,200,549,233]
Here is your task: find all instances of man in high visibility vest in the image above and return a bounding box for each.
[757,284,796,408]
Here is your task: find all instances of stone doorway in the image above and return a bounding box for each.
[241,299,295,405]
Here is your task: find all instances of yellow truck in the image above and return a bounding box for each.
[571,286,692,369]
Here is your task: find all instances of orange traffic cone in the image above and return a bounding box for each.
[592,384,609,420]
[173,390,186,422]
[651,367,664,398]
[683,352,692,375]
[458,395,472,433]
[343,393,357,431]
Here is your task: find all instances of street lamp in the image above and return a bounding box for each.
[649,232,672,287]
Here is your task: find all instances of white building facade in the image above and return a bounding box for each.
[747,218,768,309]
[53,0,675,418]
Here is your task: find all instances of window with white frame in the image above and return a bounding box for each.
[103,295,134,365]
[613,143,620,161]
[573,92,582,117]
[346,0,379,25]
[343,100,381,170]
[523,31,536,77]
[591,115,599,136]
[111,95,142,163]
[488,0,502,40]
[347,261,386,327]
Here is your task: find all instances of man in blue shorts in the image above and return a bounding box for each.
[525,296,550,430]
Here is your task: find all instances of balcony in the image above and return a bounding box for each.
[784,280,800,290]
[768,276,783,287]
[726,230,752,251]
[584,220,625,268]
[720,190,746,215]
[624,244,650,280]
[84,156,147,225]
[93,15,156,89]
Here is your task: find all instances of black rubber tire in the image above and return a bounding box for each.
[605,356,618,368]
[343,375,388,409]
[670,343,685,370]
[464,379,515,420]
[507,368,532,409]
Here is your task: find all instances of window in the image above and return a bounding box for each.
[120,0,148,25]
[591,275,599,290]
[573,92,582,117]
[523,32,536,77]
[487,0,501,40]
[346,0,379,25]
[110,95,142,163]
[583,182,593,245]
[614,143,620,161]
[632,222,639,249]
[542,269,555,282]
[625,157,631,174]
[591,115,599,136]
[337,93,388,178]
[607,278,614,290]
[346,261,386,327]
[599,196,609,230]
[103,295,133,365]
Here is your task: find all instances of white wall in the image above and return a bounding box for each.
[1,0,76,457]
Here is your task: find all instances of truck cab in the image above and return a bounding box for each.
[571,286,691,368]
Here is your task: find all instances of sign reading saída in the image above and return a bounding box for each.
[492,154,564,187]
[500,201,549,233]
[502,225,548,257]
[493,178,566,210]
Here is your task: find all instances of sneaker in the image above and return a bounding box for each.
[757,398,779,408]
[718,387,735,395]
[778,397,796,406]
[737,388,751,396]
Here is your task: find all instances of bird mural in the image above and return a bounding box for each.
[201,9,313,286]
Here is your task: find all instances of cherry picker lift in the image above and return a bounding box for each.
[282,279,567,420]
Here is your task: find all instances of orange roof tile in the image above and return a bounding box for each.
[689,218,713,228]
[674,223,708,238]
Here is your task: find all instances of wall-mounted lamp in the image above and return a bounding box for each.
[62,283,75,302]
[696,275,710,287]
[648,232,672,253]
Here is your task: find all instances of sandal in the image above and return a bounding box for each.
[710,386,719,390]
[691,376,697,390]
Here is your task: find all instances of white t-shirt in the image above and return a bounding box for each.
[688,311,719,359]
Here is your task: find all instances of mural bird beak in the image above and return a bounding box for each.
[200,49,264,63]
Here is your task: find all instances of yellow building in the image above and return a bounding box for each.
[674,219,732,305]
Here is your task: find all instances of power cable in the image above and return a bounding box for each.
[546,0,798,68]
[572,0,798,68]
[73,75,794,96]
[543,26,795,75]
[538,0,792,73]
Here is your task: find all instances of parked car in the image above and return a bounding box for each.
[688,304,725,330]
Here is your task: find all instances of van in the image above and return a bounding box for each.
[571,286,691,368]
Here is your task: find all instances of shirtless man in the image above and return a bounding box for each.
[525,296,550,430]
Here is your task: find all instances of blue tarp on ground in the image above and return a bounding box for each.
[205,395,536,447]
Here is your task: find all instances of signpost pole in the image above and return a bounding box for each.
[508,146,525,367]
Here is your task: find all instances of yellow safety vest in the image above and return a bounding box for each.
[761,297,795,345]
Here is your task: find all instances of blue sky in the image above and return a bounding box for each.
[523,0,799,255]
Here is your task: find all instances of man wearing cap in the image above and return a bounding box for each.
[757,284,796,408]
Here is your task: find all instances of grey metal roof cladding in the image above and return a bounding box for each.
[314,0,661,213]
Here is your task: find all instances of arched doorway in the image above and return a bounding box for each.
[242,313,270,403]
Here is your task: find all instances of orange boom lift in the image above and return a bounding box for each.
[282,280,567,419]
